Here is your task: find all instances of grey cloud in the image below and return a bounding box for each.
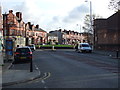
[13,2,42,24]
[13,2,32,22]
[52,16,60,22]
[46,4,90,31]
[2,2,30,22]
[63,4,89,23]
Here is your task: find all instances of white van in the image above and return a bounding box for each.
[78,43,92,53]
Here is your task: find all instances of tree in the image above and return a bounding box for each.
[82,15,90,33]
[82,14,102,44]
[82,14,102,34]
[108,0,120,12]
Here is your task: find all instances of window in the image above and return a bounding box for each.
[10,29,15,35]
[16,48,30,53]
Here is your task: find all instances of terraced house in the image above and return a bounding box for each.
[25,23,47,45]
[2,9,89,51]
[2,10,47,50]
[49,29,87,45]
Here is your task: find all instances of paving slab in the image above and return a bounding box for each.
[2,62,41,87]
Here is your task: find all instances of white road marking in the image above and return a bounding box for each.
[34,64,41,75]
[41,80,45,84]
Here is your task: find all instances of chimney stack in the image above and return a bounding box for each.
[16,12,22,21]
[28,22,31,26]
[36,24,39,29]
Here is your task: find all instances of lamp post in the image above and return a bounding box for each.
[57,27,61,44]
[85,0,93,47]
[85,0,92,33]
[76,24,81,33]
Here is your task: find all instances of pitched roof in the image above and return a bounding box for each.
[35,28,46,32]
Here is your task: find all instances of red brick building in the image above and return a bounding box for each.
[94,11,120,51]
[2,10,47,49]
[0,6,3,51]
[3,10,26,47]
[32,24,47,45]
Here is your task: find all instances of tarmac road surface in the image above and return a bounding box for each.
[3,49,119,88]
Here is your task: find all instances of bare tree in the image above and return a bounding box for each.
[82,14,102,44]
[82,14,102,34]
[108,0,120,12]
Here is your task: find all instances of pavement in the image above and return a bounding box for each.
[0,51,41,89]
[0,49,120,89]
[93,49,120,59]
[2,64,41,87]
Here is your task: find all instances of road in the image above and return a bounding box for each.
[5,49,119,88]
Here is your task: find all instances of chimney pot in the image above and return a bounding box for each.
[9,10,13,13]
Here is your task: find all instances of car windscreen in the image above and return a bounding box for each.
[16,48,30,53]
[81,44,89,47]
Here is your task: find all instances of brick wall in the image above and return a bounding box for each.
[94,11,120,51]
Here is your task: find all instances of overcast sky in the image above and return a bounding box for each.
[1,0,115,32]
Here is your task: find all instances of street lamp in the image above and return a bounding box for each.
[85,0,92,33]
[76,24,81,33]
[85,0,93,47]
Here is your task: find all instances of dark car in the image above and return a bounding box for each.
[14,46,32,63]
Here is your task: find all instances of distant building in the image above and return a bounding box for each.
[47,33,58,45]
[34,25,47,45]
[49,29,63,44]
[49,29,87,45]
[93,11,120,51]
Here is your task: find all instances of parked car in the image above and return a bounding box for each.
[28,44,36,51]
[78,43,92,53]
[14,46,32,63]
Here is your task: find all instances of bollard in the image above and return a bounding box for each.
[116,50,119,59]
[52,46,55,51]
[30,59,33,72]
